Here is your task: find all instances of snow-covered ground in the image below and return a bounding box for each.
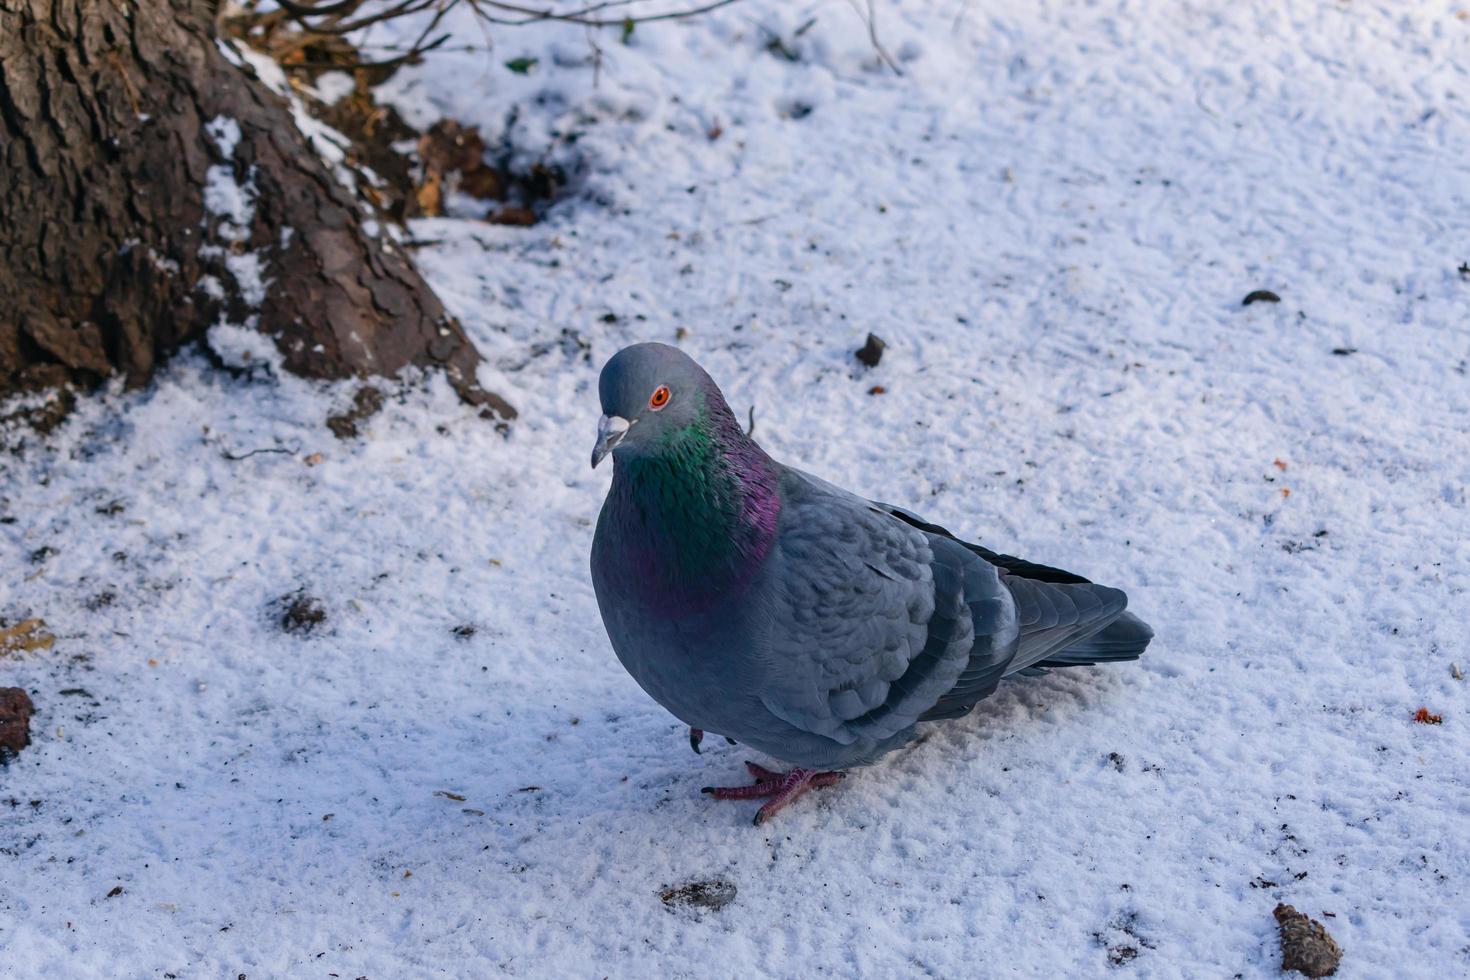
[4,1,1469,976]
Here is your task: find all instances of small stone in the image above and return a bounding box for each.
[0,688,35,760]
[855,333,886,367]
[1274,903,1343,977]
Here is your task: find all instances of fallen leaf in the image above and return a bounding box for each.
[106,886,124,898]
[1412,707,1443,724]
[304,453,323,466]
[435,790,467,801]
[505,57,538,75]
[868,386,887,395]
[1273,458,1288,471]
[487,205,537,227]
[415,172,443,217]
[1280,488,1291,498]
[0,619,55,655]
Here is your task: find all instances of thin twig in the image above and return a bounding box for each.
[849,0,902,76]
[302,0,438,35]
[221,442,302,461]
[585,22,605,88]
[464,0,743,27]
[274,0,364,17]
[262,0,748,76]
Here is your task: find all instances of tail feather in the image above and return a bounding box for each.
[1031,611,1153,668]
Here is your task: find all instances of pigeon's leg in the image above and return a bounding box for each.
[689,727,704,754]
[701,762,844,824]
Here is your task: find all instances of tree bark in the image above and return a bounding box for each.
[0,0,513,419]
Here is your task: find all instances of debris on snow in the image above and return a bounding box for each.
[0,620,54,657]
[855,332,886,367]
[1274,903,1343,978]
[660,878,737,914]
[326,386,385,440]
[278,592,326,635]
[0,688,35,760]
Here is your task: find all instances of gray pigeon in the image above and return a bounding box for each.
[590,343,1153,823]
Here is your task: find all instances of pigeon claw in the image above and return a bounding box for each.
[699,763,845,824]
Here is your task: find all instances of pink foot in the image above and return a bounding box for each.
[701,762,845,824]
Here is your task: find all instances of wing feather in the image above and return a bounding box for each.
[760,471,973,745]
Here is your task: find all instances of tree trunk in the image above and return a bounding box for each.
[0,0,513,419]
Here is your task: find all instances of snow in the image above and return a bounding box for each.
[201,117,251,231]
[4,1,1469,977]
[202,115,271,310]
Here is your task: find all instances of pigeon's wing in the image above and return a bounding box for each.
[758,470,1003,746]
[882,503,1092,584]
[879,501,1145,719]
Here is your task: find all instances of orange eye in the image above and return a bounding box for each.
[649,385,671,410]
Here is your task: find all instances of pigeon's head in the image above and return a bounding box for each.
[592,343,721,467]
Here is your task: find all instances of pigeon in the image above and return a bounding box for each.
[590,343,1153,823]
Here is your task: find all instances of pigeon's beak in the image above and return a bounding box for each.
[591,414,630,468]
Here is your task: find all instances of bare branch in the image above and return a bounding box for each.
[273,0,366,18]
[462,0,744,28]
[258,0,749,76]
